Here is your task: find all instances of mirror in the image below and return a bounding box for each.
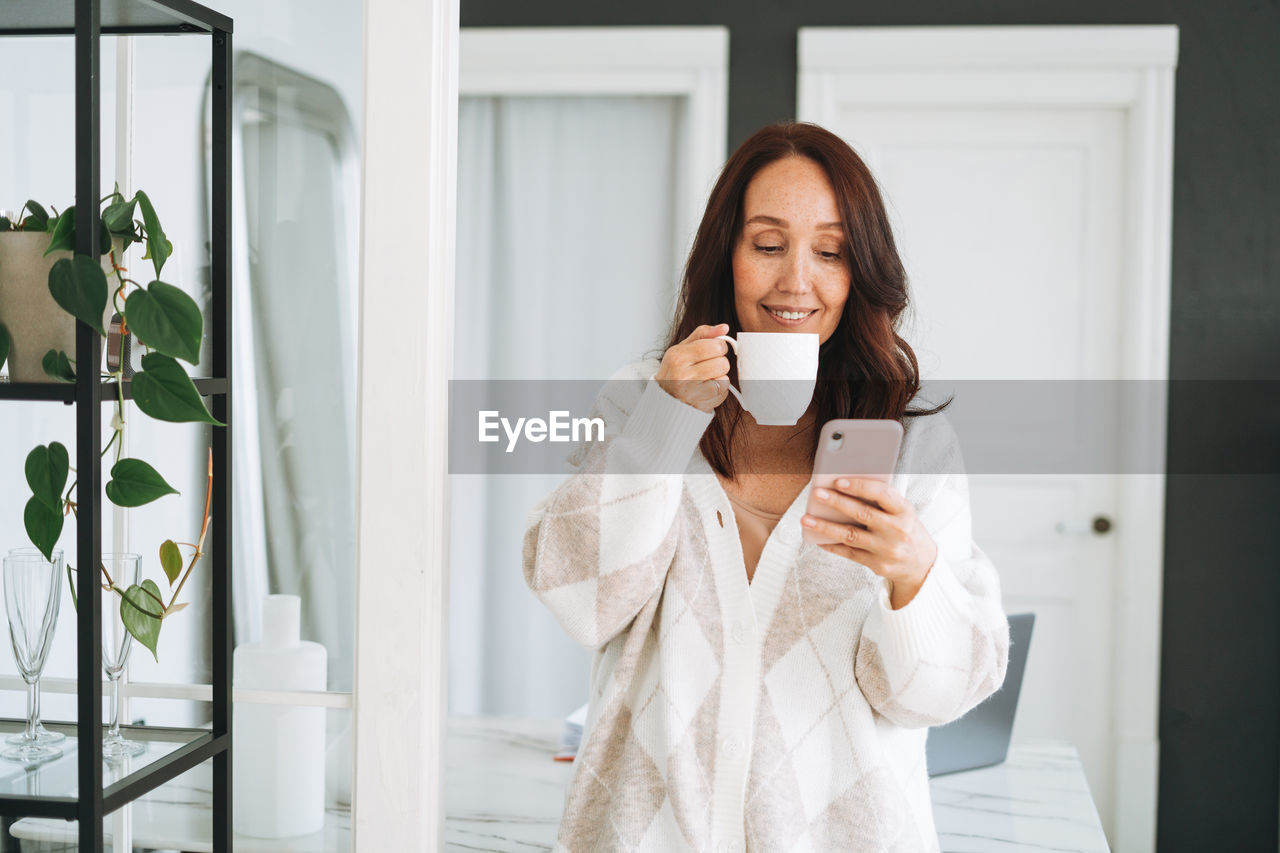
[212,50,360,692]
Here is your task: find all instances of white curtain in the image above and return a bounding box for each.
[451,95,684,715]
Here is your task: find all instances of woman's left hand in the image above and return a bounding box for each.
[801,478,937,608]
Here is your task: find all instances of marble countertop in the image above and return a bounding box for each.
[11,715,1109,852]
[928,741,1112,852]
[446,716,1112,853]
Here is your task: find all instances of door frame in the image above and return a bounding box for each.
[798,25,1178,853]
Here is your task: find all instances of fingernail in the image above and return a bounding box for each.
[814,488,830,500]
[801,516,816,527]
[836,479,850,489]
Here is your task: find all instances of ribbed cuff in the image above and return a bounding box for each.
[610,378,713,475]
[870,552,972,665]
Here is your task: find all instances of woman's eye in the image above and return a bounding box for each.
[819,250,843,261]
[754,244,784,254]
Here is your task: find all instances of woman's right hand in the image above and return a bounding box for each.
[655,323,732,413]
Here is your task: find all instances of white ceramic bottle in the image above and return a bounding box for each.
[232,594,327,838]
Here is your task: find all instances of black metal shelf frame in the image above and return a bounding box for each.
[0,377,230,403]
[0,0,233,848]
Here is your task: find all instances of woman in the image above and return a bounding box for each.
[523,122,1009,853]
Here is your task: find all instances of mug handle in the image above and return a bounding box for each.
[714,335,744,404]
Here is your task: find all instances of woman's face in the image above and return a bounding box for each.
[732,155,851,344]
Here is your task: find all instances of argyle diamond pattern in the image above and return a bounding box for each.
[527,365,1010,852]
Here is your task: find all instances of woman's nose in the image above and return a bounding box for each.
[777,252,815,293]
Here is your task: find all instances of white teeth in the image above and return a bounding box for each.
[769,309,813,320]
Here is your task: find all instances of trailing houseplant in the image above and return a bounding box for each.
[0,189,224,659]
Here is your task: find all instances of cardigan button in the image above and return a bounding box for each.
[720,736,743,757]
[730,621,747,645]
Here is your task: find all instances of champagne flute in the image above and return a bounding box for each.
[5,548,66,747]
[2,551,64,761]
[102,553,146,758]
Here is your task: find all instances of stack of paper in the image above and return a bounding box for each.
[553,702,589,762]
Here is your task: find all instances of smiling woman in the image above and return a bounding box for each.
[673,122,944,480]
[522,122,1010,852]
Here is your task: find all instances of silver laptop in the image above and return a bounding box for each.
[926,612,1035,777]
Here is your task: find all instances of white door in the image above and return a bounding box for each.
[857,104,1127,826]
[800,27,1177,853]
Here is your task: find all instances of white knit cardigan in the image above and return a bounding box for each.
[523,360,1010,853]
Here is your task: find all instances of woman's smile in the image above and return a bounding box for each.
[763,304,820,327]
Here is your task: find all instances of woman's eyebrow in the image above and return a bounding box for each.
[745,214,843,230]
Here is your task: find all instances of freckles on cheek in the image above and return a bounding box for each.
[731,256,762,309]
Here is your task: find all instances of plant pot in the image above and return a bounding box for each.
[0,232,117,382]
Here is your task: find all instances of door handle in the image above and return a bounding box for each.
[1055,515,1113,536]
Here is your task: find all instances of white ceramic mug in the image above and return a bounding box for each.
[716,332,819,426]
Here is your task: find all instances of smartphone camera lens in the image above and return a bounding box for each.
[832,432,843,441]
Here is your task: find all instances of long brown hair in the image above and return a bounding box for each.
[665,121,950,478]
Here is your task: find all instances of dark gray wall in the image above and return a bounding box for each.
[461,2,1280,849]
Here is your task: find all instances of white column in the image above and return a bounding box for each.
[354,0,458,849]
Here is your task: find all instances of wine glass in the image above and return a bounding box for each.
[5,548,66,748]
[2,551,64,761]
[102,553,146,758]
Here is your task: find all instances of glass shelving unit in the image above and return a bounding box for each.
[0,0,233,848]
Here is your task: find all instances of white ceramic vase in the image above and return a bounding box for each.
[233,594,328,838]
[0,232,117,382]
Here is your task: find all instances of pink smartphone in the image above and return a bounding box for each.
[803,419,904,546]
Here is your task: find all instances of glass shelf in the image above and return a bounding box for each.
[0,718,224,818]
[11,758,352,852]
[0,0,232,36]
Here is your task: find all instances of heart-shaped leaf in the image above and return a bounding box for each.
[23,497,63,562]
[102,196,137,236]
[124,281,202,364]
[120,580,164,660]
[134,191,170,279]
[21,200,49,231]
[159,540,183,585]
[25,443,69,513]
[0,323,10,371]
[141,237,173,265]
[41,349,75,383]
[131,353,224,425]
[106,458,179,507]
[48,255,108,335]
[44,206,76,255]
